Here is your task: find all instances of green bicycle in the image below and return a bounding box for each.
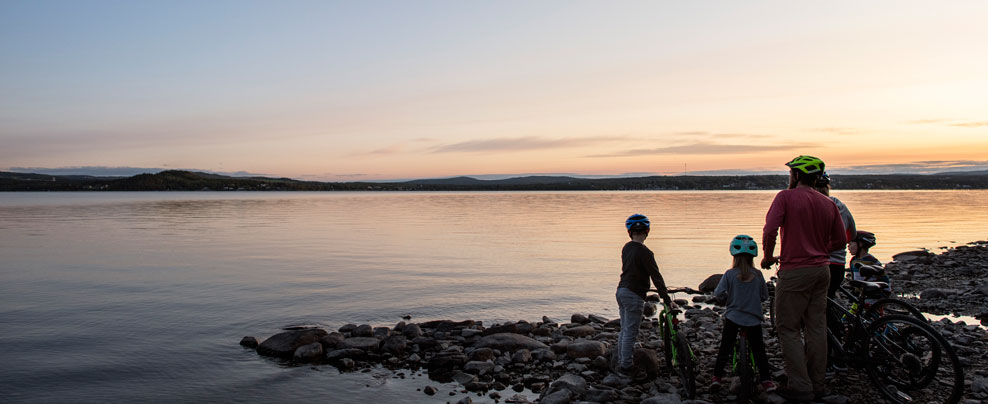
[652,287,699,399]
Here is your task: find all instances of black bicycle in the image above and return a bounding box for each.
[651,287,699,399]
[767,265,926,332]
[827,279,964,404]
[731,327,759,404]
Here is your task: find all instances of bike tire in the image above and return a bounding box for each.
[865,298,927,323]
[736,338,754,404]
[661,316,673,371]
[676,333,697,399]
[863,314,963,404]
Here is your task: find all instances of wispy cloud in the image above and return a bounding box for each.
[906,118,951,125]
[949,121,988,128]
[811,127,859,135]
[905,118,987,128]
[430,135,629,153]
[672,131,772,139]
[587,142,816,157]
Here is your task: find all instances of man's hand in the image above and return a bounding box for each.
[760,256,779,269]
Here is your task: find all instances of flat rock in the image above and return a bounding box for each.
[562,325,596,337]
[483,322,519,336]
[473,333,548,352]
[641,393,682,404]
[256,328,328,358]
[571,314,590,324]
[585,387,619,402]
[338,337,381,352]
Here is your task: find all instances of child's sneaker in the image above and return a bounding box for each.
[760,380,777,392]
[710,376,723,392]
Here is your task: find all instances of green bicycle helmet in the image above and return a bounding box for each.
[729,234,758,257]
[786,155,826,174]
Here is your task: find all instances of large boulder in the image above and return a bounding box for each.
[571,314,590,324]
[256,328,328,358]
[566,340,606,359]
[698,274,723,293]
[562,325,596,338]
[338,337,381,352]
[473,333,549,352]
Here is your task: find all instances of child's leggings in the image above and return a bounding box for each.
[713,318,771,382]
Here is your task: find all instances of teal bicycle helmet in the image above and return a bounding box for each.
[730,234,758,257]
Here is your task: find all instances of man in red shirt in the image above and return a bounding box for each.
[761,155,847,401]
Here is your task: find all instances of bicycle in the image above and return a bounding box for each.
[767,265,925,332]
[730,327,760,404]
[651,287,699,399]
[826,279,964,404]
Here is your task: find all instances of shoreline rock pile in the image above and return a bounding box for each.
[888,240,988,323]
[241,242,988,403]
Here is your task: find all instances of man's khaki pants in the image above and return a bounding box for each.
[775,265,830,393]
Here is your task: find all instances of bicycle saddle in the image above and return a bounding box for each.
[858,264,885,278]
[848,279,889,293]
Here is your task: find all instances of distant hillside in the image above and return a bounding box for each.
[2,170,988,191]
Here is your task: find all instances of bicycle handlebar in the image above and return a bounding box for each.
[649,287,702,295]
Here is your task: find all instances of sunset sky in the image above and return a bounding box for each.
[2,1,987,180]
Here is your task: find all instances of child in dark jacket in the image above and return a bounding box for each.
[712,235,777,392]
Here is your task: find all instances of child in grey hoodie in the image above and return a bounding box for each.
[712,235,776,392]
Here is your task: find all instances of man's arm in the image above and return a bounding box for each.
[761,192,785,268]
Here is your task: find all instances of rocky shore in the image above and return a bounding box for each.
[241,242,988,404]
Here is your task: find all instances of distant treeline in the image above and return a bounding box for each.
[2,170,988,192]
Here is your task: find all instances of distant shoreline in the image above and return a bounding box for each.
[3,170,988,192]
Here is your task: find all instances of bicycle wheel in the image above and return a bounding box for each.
[865,298,927,323]
[675,333,697,399]
[736,338,754,404]
[661,316,673,371]
[864,314,963,404]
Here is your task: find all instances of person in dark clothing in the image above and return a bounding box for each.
[615,213,672,377]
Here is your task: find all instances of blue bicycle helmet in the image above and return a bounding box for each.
[625,214,650,231]
[730,234,758,257]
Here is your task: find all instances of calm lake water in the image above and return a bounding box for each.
[1,190,986,403]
